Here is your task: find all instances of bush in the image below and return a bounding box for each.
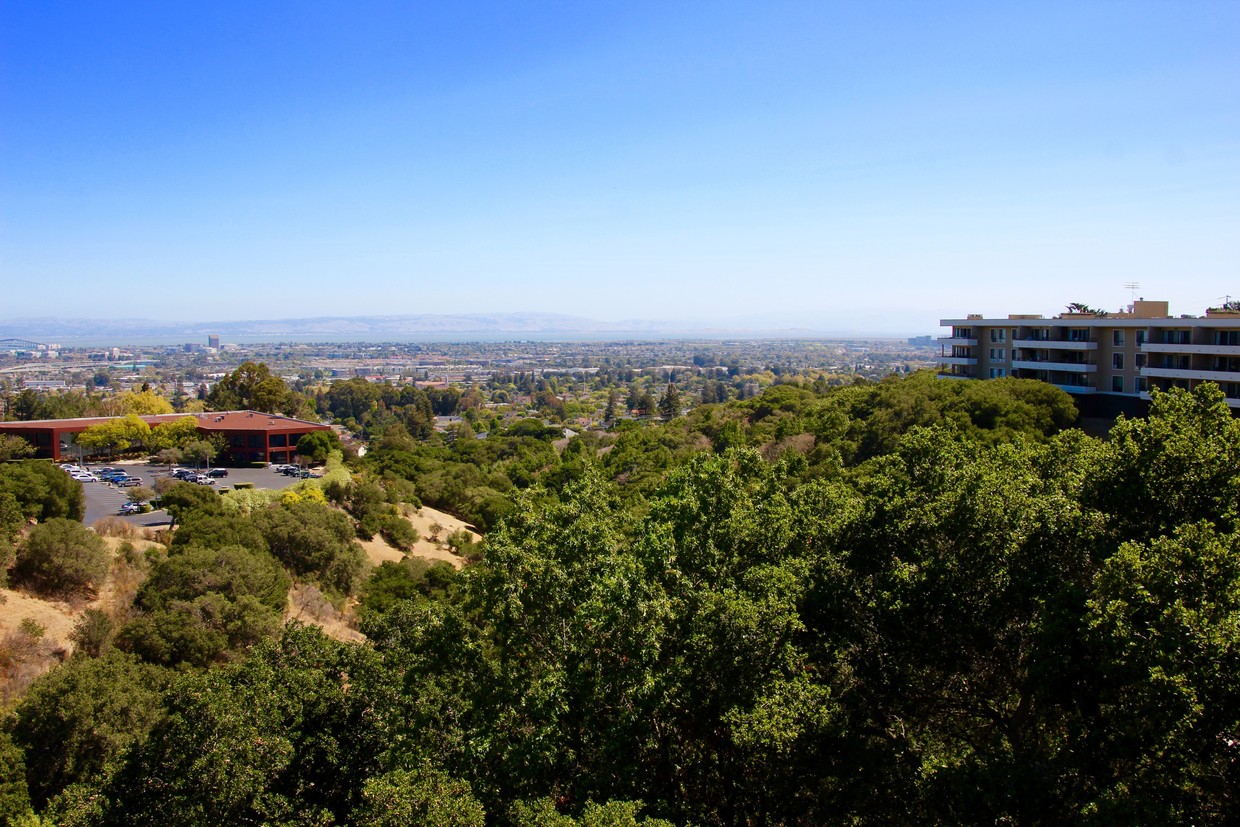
[93,516,140,539]
[379,513,419,551]
[13,519,109,598]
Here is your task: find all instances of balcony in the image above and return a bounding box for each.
[1141,343,1240,356]
[1011,359,1096,373]
[1052,383,1096,394]
[939,356,978,366]
[1140,367,1240,383]
[937,336,978,346]
[936,372,973,381]
[1012,339,1098,351]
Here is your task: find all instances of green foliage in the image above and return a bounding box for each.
[205,361,299,415]
[16,376,1240,824]
[254,501,367,595]
[512,799,675,827]
[1086,522,1240,823]
[117,545,289,667]
[157,481,223,526]
[360,559,458,617]
[0,461,85,522]
[12,519,109,598]
[0,730,32,825]
[295,430,341,464]
[1087,383,1240,543]
[70,609,116,658]
[11,652,169,810]
[0,434,35,462]
[76,414,152,455]
[169,511,267,553]
[100,626,389,826]
[351,767,485,827]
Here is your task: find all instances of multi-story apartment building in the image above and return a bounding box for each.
[939,300,1240,414]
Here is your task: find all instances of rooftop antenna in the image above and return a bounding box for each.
[1124,282,1141,303]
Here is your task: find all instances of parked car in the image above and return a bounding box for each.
[71,473,98,482]
[194,475,215,485]
[207,468,229,478]
[119,502,142,515]
[116,477,143,487]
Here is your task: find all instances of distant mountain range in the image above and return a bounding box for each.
[0,313,847,342]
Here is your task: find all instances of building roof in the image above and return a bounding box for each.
[0,411,329,433]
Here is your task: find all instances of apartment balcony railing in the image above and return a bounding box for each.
[937,337,978,346]
[1012,339,1098,351]
[939,356,978,366]
[1011,359,1095,373]
[1140,367,1240,383]
[1141,343,1240,356]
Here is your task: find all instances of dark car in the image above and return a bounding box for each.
[207,468,229,478]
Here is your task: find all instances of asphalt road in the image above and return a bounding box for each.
[79,462,305,528]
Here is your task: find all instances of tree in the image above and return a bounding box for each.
[254,501,367,595]
[351,767,485,827]
[1086,523,1240,822]
[117,545,289,667]
[657,384,681,420]
[0,460,85,521]
[181,435,225,470]
[76,414,153,456]
[12,518,110,598]
[148,416,201,453]
[296,430,342,465]
[109,390,174,416]
[0,433,35,461]
[11,652,169,810]
[126,485,155,506]
[206,362,297,415]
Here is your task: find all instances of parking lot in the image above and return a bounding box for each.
[79,462,308,528]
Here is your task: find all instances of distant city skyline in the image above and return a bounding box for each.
[2,1,1236,334]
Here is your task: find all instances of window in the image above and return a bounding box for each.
[1113,353,1124,370]
[1112,376,1124,393]
[1136,330,1146,345]
[989,368,1007,379]
[989,348,1006,362]
[1113,330,1124,346]
[1136,353,1146,369]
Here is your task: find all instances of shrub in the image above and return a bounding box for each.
[379,514,419,551]
[13,519,109,598]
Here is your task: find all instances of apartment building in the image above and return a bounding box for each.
[939,300,1240,414]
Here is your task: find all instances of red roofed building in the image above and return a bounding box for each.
[0,411,332,465]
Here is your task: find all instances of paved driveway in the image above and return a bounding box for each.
[81,463,308,528]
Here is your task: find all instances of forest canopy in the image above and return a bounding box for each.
[2,377,1239,826]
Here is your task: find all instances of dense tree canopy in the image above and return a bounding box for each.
[5,380,1240,825]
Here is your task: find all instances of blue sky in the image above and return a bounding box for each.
[1,1,1237,334]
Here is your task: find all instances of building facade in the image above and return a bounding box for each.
[0,410,331,464]
[940,301,1240,413]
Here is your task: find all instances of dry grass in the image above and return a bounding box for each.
[93,516,141,539]
[285,583,365,644]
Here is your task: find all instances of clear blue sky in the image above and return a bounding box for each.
[2,1,1237,334]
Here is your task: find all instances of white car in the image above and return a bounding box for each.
[194,474,215,485]
[71,473,98,482]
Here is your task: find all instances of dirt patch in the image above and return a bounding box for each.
[356,505,479,571]
[285,584,365,644]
